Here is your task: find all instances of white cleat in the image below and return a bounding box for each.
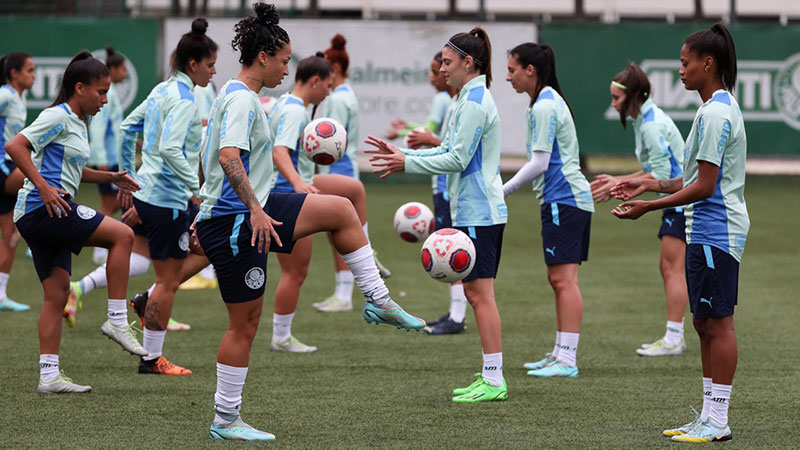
[37,371,92,394]
[270,335,318,353]
[636,338,686,356]
[313,295,353,312]
[101,320,148,357]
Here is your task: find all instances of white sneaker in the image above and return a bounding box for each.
[636,338,686,356]
[38,371,92,394]
[100,320,148,356]
[313,295,353,312]
[270,335,318,353]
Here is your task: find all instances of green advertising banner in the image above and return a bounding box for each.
[0,17,158,123]
[541,23,800,155]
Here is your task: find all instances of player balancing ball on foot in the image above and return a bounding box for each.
[421,228,476,283]
[393,201,435,242]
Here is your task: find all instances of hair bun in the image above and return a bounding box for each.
[315,51,325,58]
[105,46,116,57]
[331,34,346,50]
[191,18,209,35]
[254,2,280,26]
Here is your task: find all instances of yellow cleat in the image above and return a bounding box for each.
[179,273,218,290]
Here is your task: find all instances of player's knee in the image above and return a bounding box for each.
[547,272,573,293]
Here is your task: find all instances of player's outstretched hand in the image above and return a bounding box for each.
[611,179,646,201]
[365,135,406,179]
[408,129,436,148]
[590,174,616,202]
[110,170,141,192]
[611,201,649,220]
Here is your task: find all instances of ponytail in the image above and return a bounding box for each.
[324,34,349,75]
[509,42,573,117]
[684,21,737,92]
[447,26,492,88]
[611,62,651,129]
[105,46,126,69]
[50,50,109,108]
[174,18,219,73]
[0,51,32,86]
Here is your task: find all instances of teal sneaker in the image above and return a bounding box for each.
[0,297,30,312]
[452,377,508,403]
[663,406,702,437]
[452,373,482,396]
[523,353,554,370]
[210,417,275,441]
[362,299,425,331]
[671,419,732,443]
[527,360,579,378]
[25,248,32,260]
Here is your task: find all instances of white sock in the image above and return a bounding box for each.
[272,312,294,344]
[709,383,732,428]
[333,271,354,304]
[552,331,562,360]
[79,252,150,296]
[0,272,9,299]
[342,244,389,306]
[664,320,684,346]
[129,252,151,278]
[362,222,370,244]
[214,363,248,425]
[142,328,166,361]
[481,352,503,387]
[39,354,59,383]
[147,283,156,297]
[93,247,108,261]
[557,332,579,367]
[448,283,467,323]
[107,299,128,327]
[200,264,215,280]
[700,377,713,421]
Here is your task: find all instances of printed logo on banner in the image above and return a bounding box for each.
[28,50,138,110]
[603,52,800,131]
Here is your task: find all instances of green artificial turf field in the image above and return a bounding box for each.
[0,177,797,449]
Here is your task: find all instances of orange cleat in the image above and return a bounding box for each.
[138,356,192,375]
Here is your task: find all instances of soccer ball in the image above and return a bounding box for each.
[420,228,476,283]
[303,118,347,165]
[393,202,434,243]
[402,127,429,150]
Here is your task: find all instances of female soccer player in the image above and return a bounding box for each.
[5,51,143,393]
[0,52,34,312]
[503,43,594,378]
[118,18,217,375]
[87,46,127,264]
[590,62,688,356]
[313,34,392,313]
[612,23,746,443]
[368,27,508,403]
[197,4,423,440]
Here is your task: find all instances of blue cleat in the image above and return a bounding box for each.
[523,353,555,371]
[209,417,275,441]
[362,299,425,331]
[527,360,579,378]
[0,297,30,312]
[671,419,732,443]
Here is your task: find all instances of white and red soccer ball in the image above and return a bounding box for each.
[303,118,347,165]
[393,202,434,243]
[420,228,476,283]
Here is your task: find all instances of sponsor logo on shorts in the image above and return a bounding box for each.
[178,232,190,252]
[244,267,265,290]
[76,205,97,220]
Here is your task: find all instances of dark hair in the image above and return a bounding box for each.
[447,27,492,88]
[105,46,126,69]
[684,22,737,92]
[50,50,109,108]
[0,52,32,86]
[433,51,443,64]
[324,34,349,74]
[296,52,333,84]
[612,62,651,129]
[174,18,219,73]
[232,3,290,66]
[509,42,572,117]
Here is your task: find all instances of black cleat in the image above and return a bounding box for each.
[425,312,450,328]
[424,318,466,335]
[129,291,149,325]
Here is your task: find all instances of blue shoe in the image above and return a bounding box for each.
[523,353,554,370]
[424,318,465,335]
[0,297,30,312]
[210,417,275,441]
[671,419,732,443]
[25,248,32,260]
[527,360,579,378]
[362,299,425,331]
[663,406,702,436]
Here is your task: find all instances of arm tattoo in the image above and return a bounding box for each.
[658,178,681,192]
[221,156,260,210]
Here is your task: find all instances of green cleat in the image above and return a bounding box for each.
[210,417,275,441]
[527,360,578,378]
[452,377,507,403]
[523,353,554,371]
[37,371,92,394]
[270,335,318,353]
[313,295,353,312]
[452,373,483,396]
[671,420,732,443]
[636,338,686,356]
[663,407,702,437]
[362,299,425,331]
[0,297,30,312]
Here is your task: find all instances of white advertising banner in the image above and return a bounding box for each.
[164,18,536,156]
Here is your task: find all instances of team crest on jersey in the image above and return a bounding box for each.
[244,267,265,290]
[178,232,190,252]
[76,205,97,220]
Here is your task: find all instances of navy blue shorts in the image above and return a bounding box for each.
[686,244,739,319]
[95,165,120,195]
[133,197,190,261]
[15,198,105,281]
[432,193,452,231]
[658,208,686,241]
[196,192,306,303]
[454,224,504,282]
[0,160,18,215]
[541,203,591,265]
